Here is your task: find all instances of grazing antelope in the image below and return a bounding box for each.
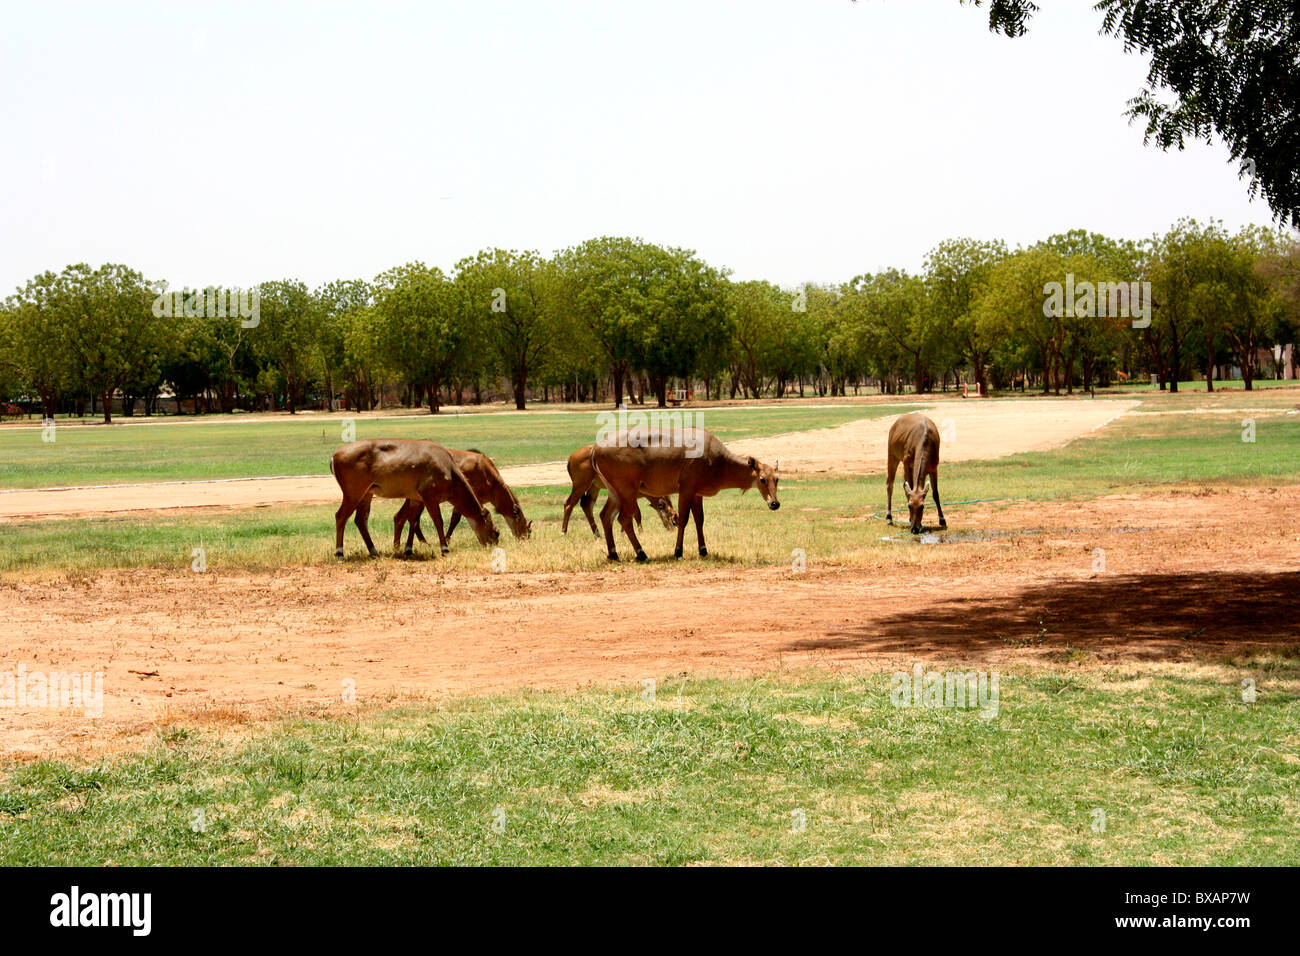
[392,448,531,555]
[591,428,780,562]
[561,443,678,536]
[885,412,947,535]
[329,439,499,558]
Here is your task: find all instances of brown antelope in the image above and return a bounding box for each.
[392,448,531,555]
[591,428,780,562]
[885,412,947,535]
[561,443,678,536]
[330,439,499,558]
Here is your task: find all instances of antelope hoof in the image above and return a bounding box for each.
[440,547,449,556]
[635,550,648,563]
[698,546,708,557]
[335,548,344,559]
[939,519,948,529]
[673,547,683,559]
[911,527,922,536]
[367,548,379,558]
[607,551,620,562]
[886,515,894,526]
[403,547,413,557]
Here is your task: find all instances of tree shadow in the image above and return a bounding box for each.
[789,571,1300,661]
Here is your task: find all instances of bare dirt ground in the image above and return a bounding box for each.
[2,484,1297,759]
[0,399,1138,520]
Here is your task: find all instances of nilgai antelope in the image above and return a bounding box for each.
[392,448,531,555]
[885,412,947,535]
[591,428,780,562]
[561,443,678,536]
[330,439,499,558]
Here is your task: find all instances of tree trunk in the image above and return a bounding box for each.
[514,365,527,410]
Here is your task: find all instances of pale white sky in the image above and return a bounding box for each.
[0,0,1281,295]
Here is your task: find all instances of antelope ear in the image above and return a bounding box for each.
[775,459,780,472]
[903,479,912,494]
[747,456,757,470]
[923,477,932,494]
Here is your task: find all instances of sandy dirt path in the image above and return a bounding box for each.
[0,399,1138,521]
[2,484,1296,759]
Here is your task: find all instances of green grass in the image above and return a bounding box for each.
[0,403,916,490]
[2,404,1296,576]
[2,664,1296,865]
[1110,378,1299,393]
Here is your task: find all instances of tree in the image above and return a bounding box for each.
[1258,238,1300,377]
[51,263,159,423]
[253,280,321,413]
[636,249,730,407]
[0,304,23,404]
[372,263,461,413]
[317,279,371,412]
[976,249,1062,392]
[1146,219,1221,392]
[6,271,75,417]
[555,237,717,408]
[1223,225,1287,389]
[846,269,937,394]
[454,249,555,410]
[974,0,1300,228]
[726,280,786,399]
[925,238,1007,394]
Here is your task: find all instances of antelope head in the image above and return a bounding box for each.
[650,496,678,531]
[507,500,532,539]
[475,509,501,546]
[902,476,931,535]
[750,457,781,511]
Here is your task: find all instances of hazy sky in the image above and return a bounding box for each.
[0,0,1283,295]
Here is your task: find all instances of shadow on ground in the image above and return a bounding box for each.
[790,571,1300,661]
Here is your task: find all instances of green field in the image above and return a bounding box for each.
[2,664,1296,866]
[1109,378,1299,393]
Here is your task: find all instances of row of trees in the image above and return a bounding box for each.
[2,223,1298,422]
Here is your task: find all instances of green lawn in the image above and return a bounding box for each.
[1111,378,1299,393]
[2,664,1295,865]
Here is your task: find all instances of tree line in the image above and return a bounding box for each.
[2,223,1298,422]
